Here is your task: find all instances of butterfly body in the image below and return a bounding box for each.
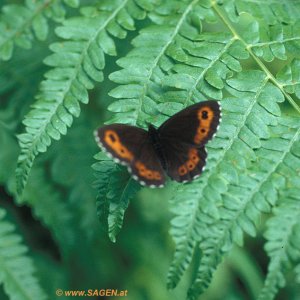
[148,124,168,170]
[95,101,221,188]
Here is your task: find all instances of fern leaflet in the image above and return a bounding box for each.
[258,190,300,300]
[0,0,79,61]
[15,0,156,196]
[186,117,300,299]
[93,153,141,242]
[222,0,300,25]
[0,208,47,300]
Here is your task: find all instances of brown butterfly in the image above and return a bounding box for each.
[94,101,221,188]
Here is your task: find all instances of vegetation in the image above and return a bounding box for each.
[0,0,300,299]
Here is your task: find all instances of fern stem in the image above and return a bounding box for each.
[211,1,300,114]
[249,37,300,48]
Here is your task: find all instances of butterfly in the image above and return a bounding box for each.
[94,100,221,188]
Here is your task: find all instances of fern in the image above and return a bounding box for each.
[223,0,300,25]
[93,153,141,242]
[0,208,47,300]
[221,15,300,62]
[108,0,230,126]
[49,112,99,240]
[94,1,300,299]
[0,0,79,61]
[15,0,158,196]
[185,117,300,299]
[95,0,227,241]
[21,164,75,253]
[167,70,283,290]
[258,190,300,300]
[3,0,300,299]
[277,59,300,99]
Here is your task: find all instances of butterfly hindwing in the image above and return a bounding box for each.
[158,100,221,147]
[130,139,166,187]
[163,140,207,182]
[95,124,166,187]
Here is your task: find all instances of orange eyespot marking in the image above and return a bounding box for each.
[178,148,200,176]
[147,171,154,179]
[178,166,187,176]
[135,161,162,180]
[187,162,195,170]
[194,106,214,144]
[154,173,161,180]
[104,130,134,161]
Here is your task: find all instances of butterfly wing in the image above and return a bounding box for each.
[158,100,220,182]
[94,124,165,187]
[163,141,207,182]
[158,100,221,147]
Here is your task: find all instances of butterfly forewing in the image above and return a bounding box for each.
[158,101,221,147]
[95,124,148,165]
[95,124,166,187]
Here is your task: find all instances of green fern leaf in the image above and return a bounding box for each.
[258,191,300,300]
[101,1,228,242]
[295,263,300,284]
[98,2,300,295]
[186,117,300,299]
[88,1,300,298]
[22,165,75,253]
[223,0,300,25]
[277,59,300,99]
[93,153,141,242]
[15,0,156,196]
[108,0,223,126]
[0,208,47,300]
[49,113,99,239]
[0,0,79,61]
[237,17,300,62]
[167,69,286,289]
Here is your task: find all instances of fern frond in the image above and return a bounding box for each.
[22,165,75,253]
[295,263,300,283]
[0,122,18,186]
[107,0,254,159]
[186,117,300,299]
[277,59,300,101]
[0,208,47,300]
[49,113,99,239]
[87,0,300,297]
[16,0,156,196]
[258,191,300,300]
[167,70,287,289]
[102,1,299,293]
[102,1,234,243]
[0,0,79,61]
[222,0,300,25]
[213,3,300,114]
[93,153,141,242]
[238,18,300,62]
